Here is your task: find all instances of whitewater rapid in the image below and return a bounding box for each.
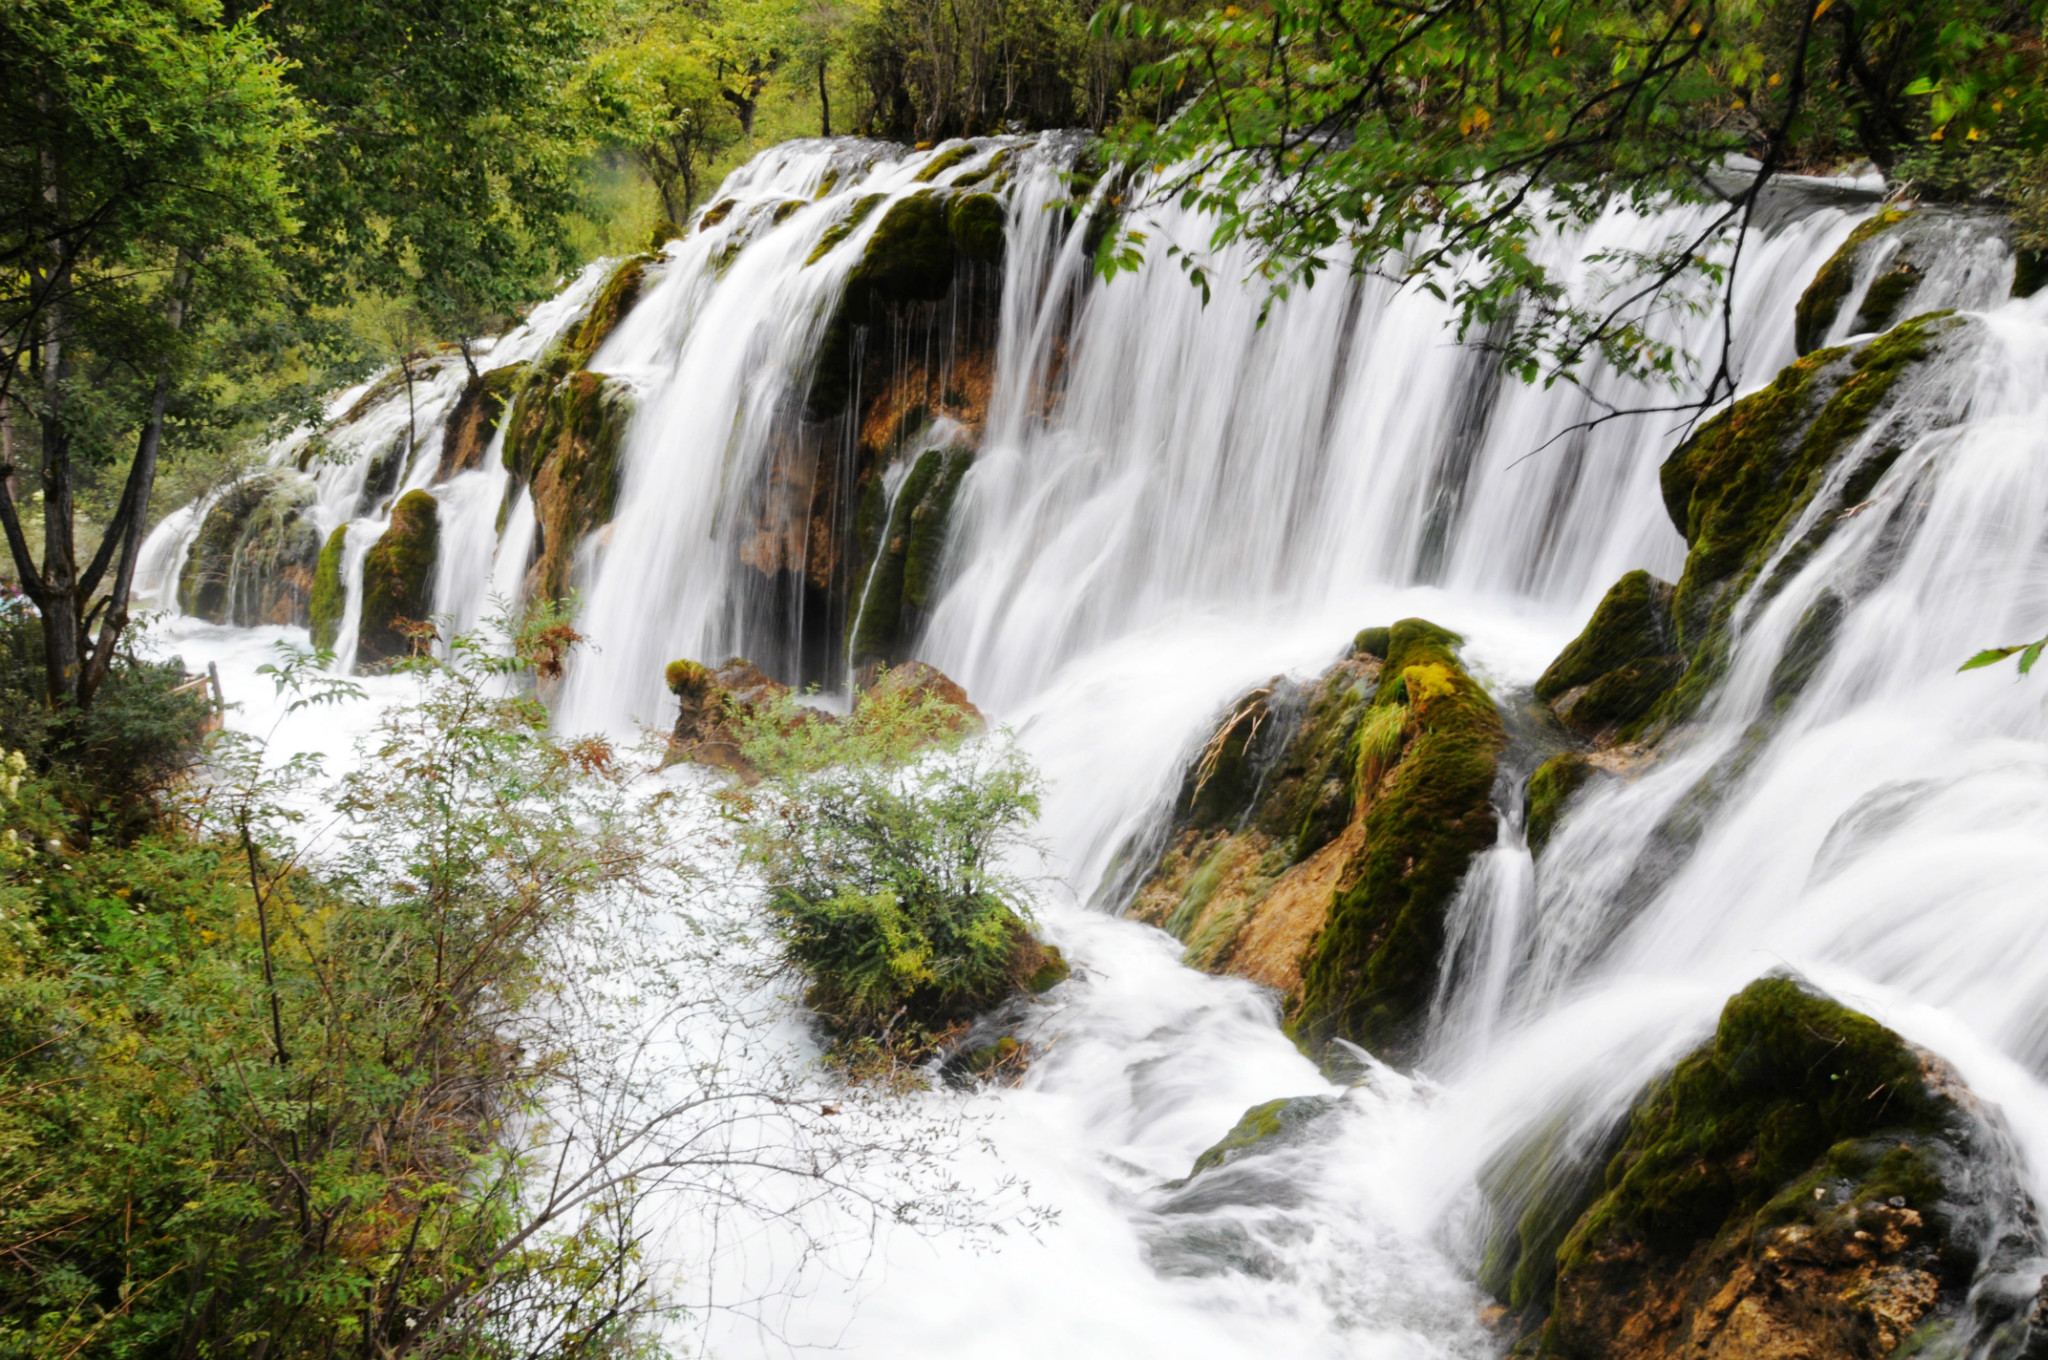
[135,137,2048,1357]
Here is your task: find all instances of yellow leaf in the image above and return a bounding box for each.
[1768,72,1781,87]
[1813,0,1833,15]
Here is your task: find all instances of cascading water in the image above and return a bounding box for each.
[135,133,2048,1358]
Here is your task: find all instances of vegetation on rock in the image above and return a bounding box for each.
[1536,570,1683,738]
[849,445,974,666]
[309,524,348,652]
[723,668,1054,1052]
[1295,620,1505,1062]
[356,490,440,667]
[1486,975,2047,1360]
[437,360,528,478]
[1524,752,1596,857]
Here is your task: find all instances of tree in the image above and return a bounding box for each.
[599,28,745,223]
[1095,0,2048,402]
[0,0,304,713]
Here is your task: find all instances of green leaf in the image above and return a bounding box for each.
[1959,645,2025,671]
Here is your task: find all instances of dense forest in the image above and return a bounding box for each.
[4,0,2048,1355]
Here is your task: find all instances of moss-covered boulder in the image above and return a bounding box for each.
[847,444,973,667]
[356,490,438,667]
[946,192,1006,264]
[1294,620,1505,1062]
[1536,571,1685,738]
[177,473,322,628]
[437,362,526,480]
[1127,620,1504,1065]
[309,524,347,652]
[1524,752,1597,856]
[805,193,886,267]
[1539,311,1969,749]
[1492,975,2048,1360]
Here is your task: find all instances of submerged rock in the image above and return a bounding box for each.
[1489,975,2048,1359]
[177,473,322,628]
[356,490,439,668]
[1128,618,1505,1066]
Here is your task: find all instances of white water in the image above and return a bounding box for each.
[135,136,2048,1357]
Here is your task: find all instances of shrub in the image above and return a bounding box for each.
[728,676,1046,1046]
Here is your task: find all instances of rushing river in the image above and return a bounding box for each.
[138,137,2048,1357]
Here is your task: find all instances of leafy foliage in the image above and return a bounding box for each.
[727,678,1047,1046]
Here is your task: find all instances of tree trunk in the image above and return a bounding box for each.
[819,57,832,137]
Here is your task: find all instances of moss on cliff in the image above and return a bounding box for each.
[805,193,886,267]
[310,524,348,652]
[946,192,1006,264]
[514,370,631,602]
[437,361,526,480]
[1536,571,1685,736]
[1294,619,1504,1062]
[911,142,975,182]
[846,445,971,665]
[357,490,439,667]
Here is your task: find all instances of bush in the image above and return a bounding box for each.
[728,677,1046,1047]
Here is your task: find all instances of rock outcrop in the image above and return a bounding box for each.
[1795,207,2039,356]
[355,489,439,667]
[1484,975,2048,1360]
[309,525,347,652]
[1128,618,1505,1065]
[176,473,322,628]
[437,361,526,479]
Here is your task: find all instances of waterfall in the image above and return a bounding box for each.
[136,134,2048,1357]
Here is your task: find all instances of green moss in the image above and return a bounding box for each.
[1648,312,1962,732]
[772,198,806,224]
[517,371,630,602]
[1353,626,1392,658]
[1295,619,1504,1061]
[1557,976,1942,1269]
[847,447,952,665]
[901,448,971,608]
[1524,753,1593,856]
[946,192,1006,263]
[962,1036,1023,1075]
[1187,1095,1340,1178]
[558,256,649,369]
[911,142,975,182]
[1851,259,1919,336]
[815,167,840,199]
[1025,944,1070,993]
[1792,207,1910,355]
[648,218,681,251]
[806,192,958,417]
[2015,248,2048,299]
[698,198,737,230]
[950,147,1011,188]
[357,490,439,667]
[1536,571,1682,735]
[437,362,525,479]
[310,525,348,652]
[804,193,886,267]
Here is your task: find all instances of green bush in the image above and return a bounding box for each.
[730,676,1047,1045]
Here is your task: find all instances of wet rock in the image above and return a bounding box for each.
[663,656,789,774]
[1185,1095,1343,1180]
[437,361,526,480]
[856,659,985,731]
[1525,752,1596,856]
[1536,571,1684,738]
[1128,618,1505,1067]
[356,490,439,668]
[177,473,322,628]
[503,370,632,603]
[1492,974,2048,1360]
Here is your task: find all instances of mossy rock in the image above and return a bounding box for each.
[1536,571,1684,737]
[1793,208,1912,355]
[911,142,976,182]
[437,361,526,480]
[558,256,650,371]
[804,193,886,267]
[355,430,409,516]
[1025,944,1070,993]
[847,445,972,665]
[1647,311,1969,733]
[1524,752,1595,856]
[950,147,1011,189]
[1508,975,2044,1359]
[1354,626,1392,659]
[698,198,737,231]
[177,473,322,627]
[648,218,682,251]
[1294,619,1504,1063]
[946,192,1006,264]
[356,490,439,668]
[518,371,632,603]
[309,524,348,652]
[1186,1095,1342,1179]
